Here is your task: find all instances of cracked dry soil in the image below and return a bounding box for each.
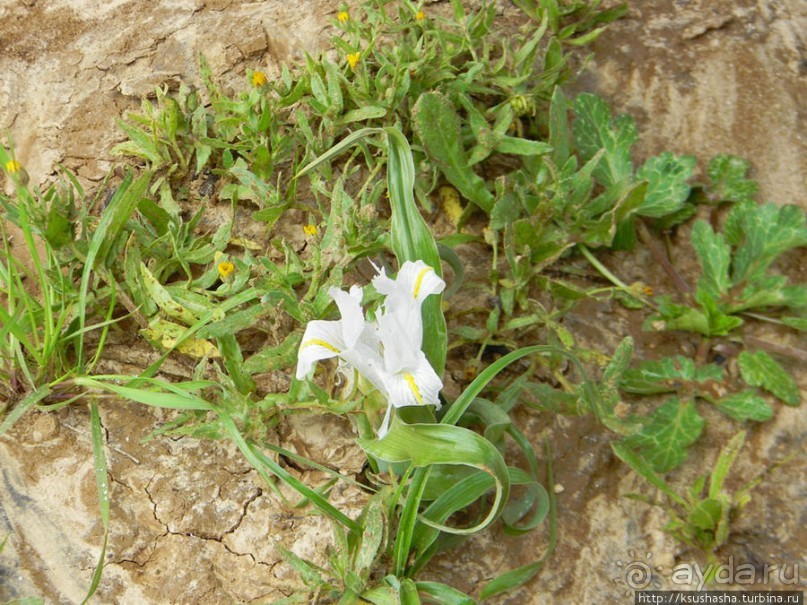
[2,402,368,603]
[1,0,806,603]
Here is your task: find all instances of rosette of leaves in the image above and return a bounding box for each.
[617,351,800,472]
[648,201,807,337]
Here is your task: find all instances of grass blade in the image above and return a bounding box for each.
[219,414,362,534]
[442,345,592,427]
[78,172,150,368]
[82,402,110,604]
[295,128,382,178]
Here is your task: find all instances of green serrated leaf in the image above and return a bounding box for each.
[691,220,732,299]
[521,382,585,416]
[649,289,743,337]
[572,93,637,189]
[113,121,166,166]
[695,289,744,336]
[728,202,807,286]
[621,355,722,395]
[714,391,773,422]
[625,398,705,472]
[597,337,634,430]
[611,441,686,506]
[636,152,696,218]
[706,154,758,204]
[738,350,800,405]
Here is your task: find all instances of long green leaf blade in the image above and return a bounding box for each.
[385,127,447,375]
[360,424,509,536]
[82,402,110,604]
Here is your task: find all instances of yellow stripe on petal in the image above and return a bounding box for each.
[404,373,423,404]
[412,267,433,299]
[301,339,340,353]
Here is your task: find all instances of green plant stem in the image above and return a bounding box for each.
[578,244,654,309]
[578,244,629,289]
[636,219,692,295]
[744,335,807,363]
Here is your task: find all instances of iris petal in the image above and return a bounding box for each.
[384,351,442,408]
[329,285,365,347]
[296,319,346,379]
[373,260,445,303]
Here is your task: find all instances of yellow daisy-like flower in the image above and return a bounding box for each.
[218,261,235,280]
[303,224,318,236]
[337,11,349,23]
[346,52,361,69]
[251,71,268,87]
[415,10,425,20]
[642,286,654,297]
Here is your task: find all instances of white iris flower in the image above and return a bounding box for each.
[296,285,386,394]
[372,260,444,409]
[296,261,445,437]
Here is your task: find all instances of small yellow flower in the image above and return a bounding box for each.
[346,52,361,69]
[303,224,318,236]
[5,159,29,184]
[218,261,235,280]
[642,286,654,297]
[337,11,349,23]
[251,71,268,87]
[415,10,425,21]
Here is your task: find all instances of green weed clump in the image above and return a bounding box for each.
[1,0,804,601]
